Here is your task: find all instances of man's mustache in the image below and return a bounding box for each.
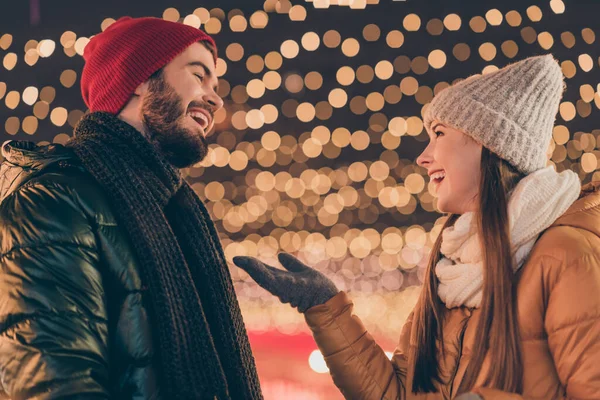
[188,102,215,119]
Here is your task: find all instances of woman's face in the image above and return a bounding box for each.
[417,120,483,214]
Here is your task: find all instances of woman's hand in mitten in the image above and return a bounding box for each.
[233,253,339,313]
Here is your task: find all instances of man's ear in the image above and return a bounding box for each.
[134,80,150,97]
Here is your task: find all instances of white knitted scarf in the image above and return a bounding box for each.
[435,166,581,309]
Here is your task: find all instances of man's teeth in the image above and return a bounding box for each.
[188,111,208,127]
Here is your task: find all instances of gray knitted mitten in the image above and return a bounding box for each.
[233,253,339,313]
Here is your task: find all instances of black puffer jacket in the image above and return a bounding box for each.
[0,140,162,399]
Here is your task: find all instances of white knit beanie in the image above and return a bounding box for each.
[423,54,565,174]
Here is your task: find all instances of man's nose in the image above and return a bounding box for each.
[203,90,224,111]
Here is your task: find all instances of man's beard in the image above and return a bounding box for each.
[141,74,209,168]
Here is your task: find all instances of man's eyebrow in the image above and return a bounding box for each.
[187,61,212,77]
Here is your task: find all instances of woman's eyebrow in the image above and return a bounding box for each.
[431,122,444,131]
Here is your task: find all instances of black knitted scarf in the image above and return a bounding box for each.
[66,112,263,400]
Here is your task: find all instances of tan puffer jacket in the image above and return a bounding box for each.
[305,182,600,400]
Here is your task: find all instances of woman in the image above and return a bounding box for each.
[234,55,600,399]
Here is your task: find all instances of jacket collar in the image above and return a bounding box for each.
[0,140,75,203]
[551,181,600,237]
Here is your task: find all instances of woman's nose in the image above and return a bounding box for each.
[417,144,432,167]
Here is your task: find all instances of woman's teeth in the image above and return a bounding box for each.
[431,171,446,183]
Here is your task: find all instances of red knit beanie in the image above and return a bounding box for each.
[81,16,217,114]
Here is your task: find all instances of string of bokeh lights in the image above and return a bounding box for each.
[1,0,599,339]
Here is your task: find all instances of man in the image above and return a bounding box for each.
[0,17,263,399]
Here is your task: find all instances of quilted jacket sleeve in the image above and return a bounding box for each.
[0,180,110,399]
[543,252,600,399]
[304,291,412,400]
[474,252,600,400]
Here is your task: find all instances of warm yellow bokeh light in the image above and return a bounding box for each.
[323,30,341,48]
[281,40,300,59]
[230,15,248,32]
[329,88,348,108]
[0,33,13,50]
[403,14,421,31]
[215,58,227,77]
[5,117,20,135]
[3,53,17,70]
[578,54,594,72]
[247,79,266,98]
[526,5,543,22]
[428,50,447,69]
[469,16,486,33]
[183,14,201,28]
[38,40,56,58]
[375,61,394,80]
[559,102,576,121]
[246,109,265,129]
[506,10,522,27]
[485,9,503,26]
[478,42,497,61]
[550,0,565,14]
[22,86,39,106]
[305,71,323,90]
[386,30,404,48]
[337,66,355,86]
[443,14,461,31]
[400,77,419,96]
[362,24,381,41]
[263,71,282,90]
[226,43,244,62]
[205,18,222,35]
[289,5,307,21]
[297,102,316,122]
[538,32,554,50]
[5,91,20,109]
[341,38,360,57]
[162,7,180,22]
[250,11,269,28]
[301,32,320,51]
[50,107,68,126]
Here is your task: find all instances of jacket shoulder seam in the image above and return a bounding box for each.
[540,225,600,255]
[0,241,96,260]
[1,179,81,209]
[11,177,77,195]
[16,174,118,229]
[0,310,108,337]
[548,313,600,335]
[528,234,600,268]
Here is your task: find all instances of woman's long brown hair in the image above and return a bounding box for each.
[411,146,525,394]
